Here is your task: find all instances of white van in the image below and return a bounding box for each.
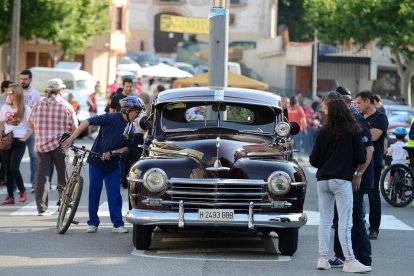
[29,67,96,95]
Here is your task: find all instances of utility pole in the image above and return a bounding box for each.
[311,29,318,99]
[9,0,21,82]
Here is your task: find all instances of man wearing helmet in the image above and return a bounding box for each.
[62,96,145,234]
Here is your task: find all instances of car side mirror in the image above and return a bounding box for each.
[139,115,152,130]
[290,122,300,136]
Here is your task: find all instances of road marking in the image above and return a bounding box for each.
[97,201,129,217]
[161,237,262,242]
[131,248,290,262]
[305,210,414,231]
[11,200,58,216]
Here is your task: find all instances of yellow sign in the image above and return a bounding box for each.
[160,14,209,34]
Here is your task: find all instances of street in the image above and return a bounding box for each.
[0,142,413,276]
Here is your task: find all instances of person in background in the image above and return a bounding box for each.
[151,84,166,104]
[373,94,385,114]
[0,84,33,205]
[310,91,371,273]
[134,78,143,95]
[87,84,99,138]
[19,69,41,194]
[109,77,134,113]
[0,80,12,186]
[28,79,78,216]
[355,90,389,240]
[330,85,374,268]
[288,96,307,155]
[303,99,315,154]
[62,96,145,233]
[385,127,408,193]
[107,79,119,96]
[68,93,80,114]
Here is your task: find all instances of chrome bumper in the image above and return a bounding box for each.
[125,208,307,229]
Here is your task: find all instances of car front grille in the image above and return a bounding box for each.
[167,178,268,211]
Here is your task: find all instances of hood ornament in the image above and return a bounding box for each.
[207,136,229,172]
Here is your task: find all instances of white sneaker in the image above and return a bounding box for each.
[317,257,331,270]
[343,260,372,273]
[86,225,98,233]
[112,226,129,233]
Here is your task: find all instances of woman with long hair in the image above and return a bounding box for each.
[0,84,33,204]
[310,91,371,273]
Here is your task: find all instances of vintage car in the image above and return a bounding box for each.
[126,87,308,256]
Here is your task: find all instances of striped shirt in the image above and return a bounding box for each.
[28,94,78,152]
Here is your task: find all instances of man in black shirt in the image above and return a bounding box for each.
[355,91,389,240]
[109,77,134,112]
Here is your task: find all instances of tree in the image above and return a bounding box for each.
[278,0,313,42]
[0,0,109,59]
[304,0,414,105]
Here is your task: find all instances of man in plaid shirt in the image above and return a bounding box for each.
[28,78,78,216]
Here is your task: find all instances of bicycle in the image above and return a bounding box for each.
[57,144,101,234]
[379,147,414,207]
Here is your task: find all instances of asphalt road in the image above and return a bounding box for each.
[0,143,413,276]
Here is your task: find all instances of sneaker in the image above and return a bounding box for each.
[19,191,27,203]
[38,210,51,216]
[317,257,331,270]
[1,196,15,205]
[343,260,372,273]
[368,229,378,239]
[112,226,129,233]
[329,257,344,268]
[30,185,35,194]
[87,225,98,233]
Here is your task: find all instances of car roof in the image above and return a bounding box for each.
[384,104,414,112]
[156,87,281,108]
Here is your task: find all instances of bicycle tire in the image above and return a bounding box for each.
[57,176,84,234]
[380,164,414,207]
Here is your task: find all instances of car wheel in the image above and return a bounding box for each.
[277,228,298,256]
[133,224,154,250]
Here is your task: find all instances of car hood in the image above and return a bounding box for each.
[152,136,282,166]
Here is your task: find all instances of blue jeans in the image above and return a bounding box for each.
[333,188,372,266]
[26,134,37,184]
[368,166,382,232]
[88,164,124,228]
[317,179,355,260]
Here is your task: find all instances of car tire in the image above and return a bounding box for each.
[133,225,154,250]
[277,228,298,256]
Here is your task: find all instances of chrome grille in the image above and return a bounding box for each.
[168,178,267,211]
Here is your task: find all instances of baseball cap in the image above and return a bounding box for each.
[47,78,66,91]
[335,85,352,100]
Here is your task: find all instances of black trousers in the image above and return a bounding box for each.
[2,138,26,198]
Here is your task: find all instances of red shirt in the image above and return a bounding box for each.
[28,95,78,152]
[288,105,306,131]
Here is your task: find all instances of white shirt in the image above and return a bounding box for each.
[0,104,32,138]
[388,141,407,165]
[23,86,41,108]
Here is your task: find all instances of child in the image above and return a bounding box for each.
[386,127,408,193]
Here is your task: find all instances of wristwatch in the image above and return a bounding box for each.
[110,150,117,157]
[354,171,363,178]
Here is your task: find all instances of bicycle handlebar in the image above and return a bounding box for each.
[70,145,101,158]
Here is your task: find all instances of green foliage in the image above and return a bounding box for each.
[278,0,313,42]
[0,0,110,59]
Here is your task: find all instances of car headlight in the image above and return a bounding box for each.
[143,168,168,193]
[267,171,291,195]
[275,122,291,137]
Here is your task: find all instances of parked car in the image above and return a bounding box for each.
[174,62,196,75]
[117,56,142,76]
[384,104,414,144]
[194,65,208,75]
[127,51,160,68]
[126,86,308,256]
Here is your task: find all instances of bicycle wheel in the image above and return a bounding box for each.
[57,176,84,234]
[380,164,414,207]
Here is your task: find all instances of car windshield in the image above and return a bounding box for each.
[161,102,278,134]
[387,110,414,124]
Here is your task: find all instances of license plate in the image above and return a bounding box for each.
[198,209,234,221]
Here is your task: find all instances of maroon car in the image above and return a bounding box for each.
[126,87,308,256]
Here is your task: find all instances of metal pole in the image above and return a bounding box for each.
[105,4,112,98]
[9,0,21,82]
[208,0,229,89]
[311,29,318,99]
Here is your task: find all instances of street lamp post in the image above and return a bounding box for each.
[9,0,21,82]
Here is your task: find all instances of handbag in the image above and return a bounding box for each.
[0,131,13,150]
